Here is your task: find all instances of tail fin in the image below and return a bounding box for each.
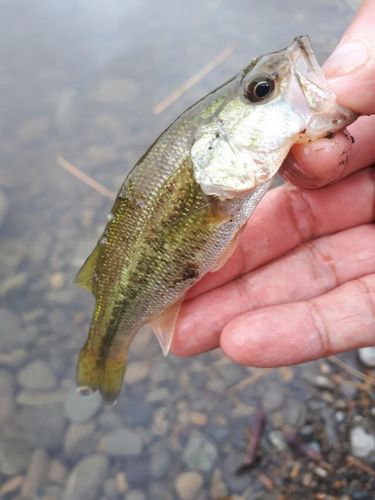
[76,345,127,404]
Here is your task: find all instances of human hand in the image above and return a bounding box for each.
[171,1,375,366]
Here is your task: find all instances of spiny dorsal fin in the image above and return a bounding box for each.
[75,245,100,294]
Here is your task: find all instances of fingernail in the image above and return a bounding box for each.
[324,37,371,78]
[281,154,324,189]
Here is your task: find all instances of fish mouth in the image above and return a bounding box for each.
[286,35,357,140]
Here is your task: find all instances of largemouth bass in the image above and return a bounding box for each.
[76,36,356,402]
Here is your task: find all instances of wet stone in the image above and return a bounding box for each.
[65,386,102,423]
[124,457,151,484]
[123,399,153,426]
[269,430,287,450]
[64,454,109,500]
[0,186,8,227]
[101,427,143,456]
[151,448,171,478]
[358,347,375,368]
[94,78,138,105]
[48,458,67,484]
[314,375,334,390]
[262,381,284,410]
[175,471,204,500]
[182,430,218,471]
[125,361,149,384]
[0,307,38,351]
[350,426,375,458]
[16,404,65,450]
[0,369,14,424]
[0,435,32,476]
[21,448,49,497]
[64,422,96,458]
[125,490,147,500]
[18,360,57,390]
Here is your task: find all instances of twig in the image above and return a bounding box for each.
[57,155,116,200]
[228,368,272,392]
[236,409,265,474]
[153,42,238,114]
[346,455,375,477]
[329,355,375,385]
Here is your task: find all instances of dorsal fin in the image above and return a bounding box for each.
[75,245,100,293]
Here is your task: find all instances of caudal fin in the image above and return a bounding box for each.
[76,345,127,404]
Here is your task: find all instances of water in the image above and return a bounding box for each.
[0,1,368,499]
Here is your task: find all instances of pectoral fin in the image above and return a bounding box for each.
[210,226,244,272]
[149,299,183,356]
[75,245,100,294]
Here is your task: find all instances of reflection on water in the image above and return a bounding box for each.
[0,1,370,499]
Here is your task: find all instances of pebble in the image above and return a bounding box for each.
[125,489,147,500]
[0,435,32,475]
[151,449,171,478]
[182,430,218,471]
[210,468,228,498]
[0,369,14,424]
[17,388,67,406]
[21,448,49,497]
[64,386,102,422]
[64,422,96,457]
[64,454,109,500]
[16,404,66,450]
[358,347,375,368]
[94,78,138,105]
[269,430,287,450]
[125,361,149,384]
[314,466,328,478]
[0,475,23,497]
[314,375,334,390]
[262,382,284,410]
[18,360,57,390]
[48,458,67,484]
[0,307,37,351]
[17,116,50,143]
[49,271,65,289]
[101,427,143,456]
[175,471,204,500]
[0,272,28,297]
[189,411,208,426]
[151,406,170,436]
[350,426,375,458]
[146,387,170,402]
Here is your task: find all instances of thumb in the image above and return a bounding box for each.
[283,0,375,189]
[323,0,375,115]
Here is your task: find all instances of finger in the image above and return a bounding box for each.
[285,0,375,187]
[172,224,375,356]
[220,273,375,367]
[187,167,375,299]
[283,114,375,188]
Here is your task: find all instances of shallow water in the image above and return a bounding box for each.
[0,1,372,499]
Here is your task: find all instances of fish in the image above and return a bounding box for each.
[75,35,356,403]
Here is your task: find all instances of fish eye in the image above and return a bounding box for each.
[244,74,275,103]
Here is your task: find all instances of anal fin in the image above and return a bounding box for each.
[149,299,183,356]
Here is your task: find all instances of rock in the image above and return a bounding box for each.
[48,458,67,484]
[314,375,334,390]
[358,347,375,368]
[17,116,50,143]
[94,78,138,105]
[17,388,67,406]
[146,387,170,402]
[64,454,108,500]
[350,426,375,458]
[151,449,171,478]
[125,361,149,384]
[262,382,284,410]
[151,407,170,436]
[189,411,208,426]
[182,430,218,472]
[210,468,227,499]
[101,427,143,456]
[125,490,146,500]
[0,435,32,475]
[123,400,152,426]
[175,471,204,500]
[0,272,28,297]
[49,271,65,289]
[64,423,96,457]
[0,369,14,424]
[21,448,49,497]
[0,476,23,497]
[339,381,357,399]
[16,404,65,450]
[124,458,150,484]
[0,311,38,352]
[269,430,287,450]
[64,386,102,422]
[18,360,57,390]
